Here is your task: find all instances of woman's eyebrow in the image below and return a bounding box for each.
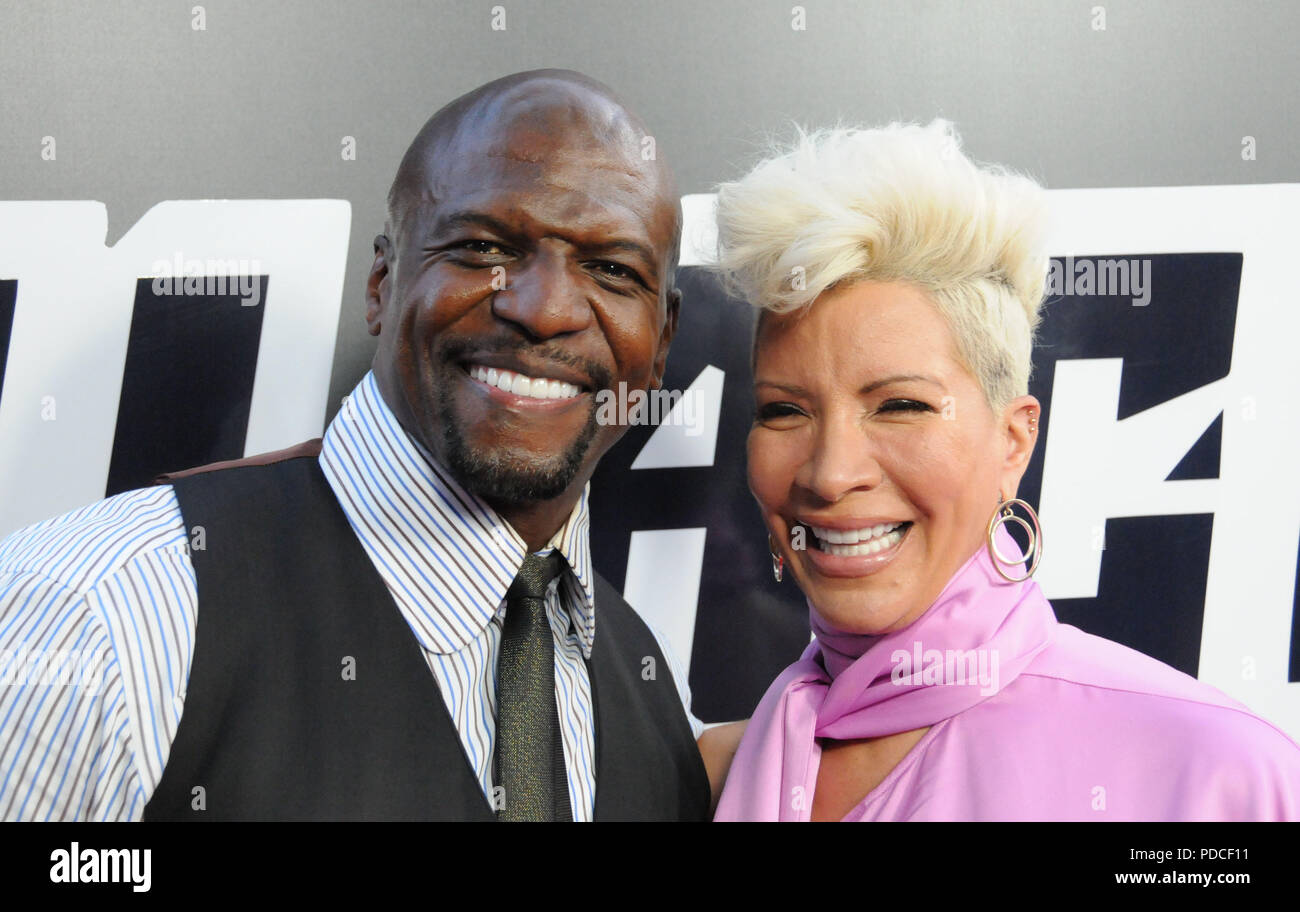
[753,379,809,395]
[858,374,944,395]
[754,374,943,395]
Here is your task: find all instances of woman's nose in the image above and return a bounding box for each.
[490,250,594,340]
[795,417,884,504]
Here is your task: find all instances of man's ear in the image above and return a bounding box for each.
[650,286,682,390]
[365,234,392,337]
[999,394,1041,499]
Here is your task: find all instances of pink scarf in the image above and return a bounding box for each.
[715,525,1057,821]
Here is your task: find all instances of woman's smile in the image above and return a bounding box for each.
[794,519,912,577]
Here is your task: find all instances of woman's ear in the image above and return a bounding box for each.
[999,394,1041,498]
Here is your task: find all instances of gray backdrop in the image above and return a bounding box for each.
[2,0,1295,416]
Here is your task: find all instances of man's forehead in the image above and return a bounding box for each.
[439,128,649,186]
[429,91,655,190]
[411,127,670,234]
[389,72,680,260]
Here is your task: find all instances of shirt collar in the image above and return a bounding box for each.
[318,370,596,658]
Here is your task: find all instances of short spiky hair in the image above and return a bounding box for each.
[712,119,1050,413]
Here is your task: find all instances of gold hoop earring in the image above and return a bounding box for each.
[768,534,784,583]
[986,497,1042,583]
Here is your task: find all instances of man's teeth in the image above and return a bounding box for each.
[809,522,906,556]
[468,365,581,400]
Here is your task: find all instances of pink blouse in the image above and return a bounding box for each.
[715,528,1300,821]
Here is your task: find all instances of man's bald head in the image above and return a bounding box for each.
[385,68,681,277]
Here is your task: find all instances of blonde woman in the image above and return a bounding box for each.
[711,121,1300,821]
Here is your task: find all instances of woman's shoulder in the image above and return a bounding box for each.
[959,624,1300,819]
[1010,621,1300,756]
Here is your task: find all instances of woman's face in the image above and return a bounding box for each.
[748,280,1038,635]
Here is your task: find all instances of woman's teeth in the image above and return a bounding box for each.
[468,364,581,400]
[809,522,907,556]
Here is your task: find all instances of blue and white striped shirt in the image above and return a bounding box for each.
[0,370,702,821]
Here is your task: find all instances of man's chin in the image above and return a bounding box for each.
[446,442,587,507]
[436,370,602,507]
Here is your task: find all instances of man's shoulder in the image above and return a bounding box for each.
[588,572,680,667]
[0,484,188,594]
[589,572,653,639]
[0,438,324,592]
[154,438,323,483]
[588,570,707,742]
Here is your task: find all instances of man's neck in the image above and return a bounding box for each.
[488,488,583,554]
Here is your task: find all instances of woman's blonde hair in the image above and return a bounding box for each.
[712,119,1049,413]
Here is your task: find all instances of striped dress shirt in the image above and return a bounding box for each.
[0,370,702,821]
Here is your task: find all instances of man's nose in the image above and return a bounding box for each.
[796,414,885,504]
[490,250,594,340]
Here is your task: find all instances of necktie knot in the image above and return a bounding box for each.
[508,551,566,603]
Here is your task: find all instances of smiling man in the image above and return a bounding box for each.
[371,69,678,557]
[0,70,737,821]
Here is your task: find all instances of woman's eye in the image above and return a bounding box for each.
[756,402,806,422]
[878,399,933,413]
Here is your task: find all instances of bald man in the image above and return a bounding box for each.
[0,69,742,821]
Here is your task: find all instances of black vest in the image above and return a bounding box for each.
[143,454,709,821]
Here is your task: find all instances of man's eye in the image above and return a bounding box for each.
[454,240,509,257]
[878,399,932,413]
[590,261,640,284]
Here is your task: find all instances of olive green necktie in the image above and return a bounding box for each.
[494,551,572,821]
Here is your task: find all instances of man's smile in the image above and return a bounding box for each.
[459,349,592,391]
[464,362,586,405]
